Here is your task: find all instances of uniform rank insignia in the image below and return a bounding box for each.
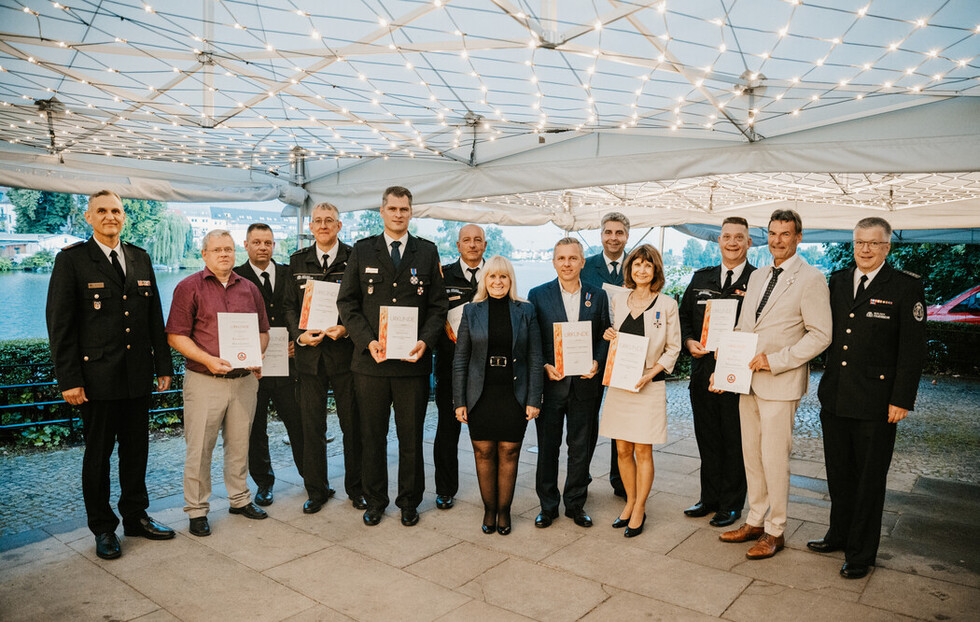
[138,280,151,287]
[93,301,101,310]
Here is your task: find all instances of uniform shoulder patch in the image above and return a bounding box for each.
[61,240,85,251]
[124,242,146,252]
[290,246,309,257]
[694,265,715,273]
[913,301,926,322]
[900,269,921,279]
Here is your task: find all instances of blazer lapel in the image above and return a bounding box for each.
[120,244,136,289]
[549,280,568,323]
[393,236,418,281]
[755,260,800,324]
[374,235,396,278]
[857,263,891,307]
[86,238,123,288]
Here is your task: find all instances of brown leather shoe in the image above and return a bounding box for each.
[746,533,784,559]
[719,523,765,543]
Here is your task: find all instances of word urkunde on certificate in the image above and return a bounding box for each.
[602,332,650,392]
[217,312,262,368]
[299,280,340,331]
[379,306,419,361]
[553,321,593,377]
[700,299,739,351]
[712,331,759,394]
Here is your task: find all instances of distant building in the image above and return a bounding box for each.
[0,233,86,260]
[172,205,295,246]
[0,189,15,232]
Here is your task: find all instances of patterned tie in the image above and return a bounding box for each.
[856,274,868,298]
[610,261,619,279]
[467,267,478,287]
[755,267,783,320]
[109,249,125,283]
[260,271,273,300]
[723,269,734,291]
[390,241,402,269]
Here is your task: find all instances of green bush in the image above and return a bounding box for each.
[0,257,12,272]
[23,249,55,269]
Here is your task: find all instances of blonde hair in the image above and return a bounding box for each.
[472,255,522,302]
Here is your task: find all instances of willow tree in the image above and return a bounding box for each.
[150,210,191,267]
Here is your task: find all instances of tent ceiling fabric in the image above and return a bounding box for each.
[0,0,978,230]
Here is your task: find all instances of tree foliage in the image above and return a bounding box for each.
[119,199,165,244]
[8,188,86,235]
[150,210,191,267]
[434,221,514,262]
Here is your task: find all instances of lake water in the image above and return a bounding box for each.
[0,260,561,340]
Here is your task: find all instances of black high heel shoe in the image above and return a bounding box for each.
[482,523,496,534]
[496,510,511,535]
[624,514,647,538]
[612,517,629,529]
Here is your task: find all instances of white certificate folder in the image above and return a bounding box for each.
[711,331,758,394]
[379,306,419,361]
[602,332,649,392]
[217,312,262,368]
[553,321,593,377]
[298,280,340,330]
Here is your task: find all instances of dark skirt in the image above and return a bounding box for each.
[468,381,528,443]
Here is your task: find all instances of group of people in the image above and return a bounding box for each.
[46,188,926,582]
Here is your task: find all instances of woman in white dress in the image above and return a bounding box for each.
[599,244,681,537]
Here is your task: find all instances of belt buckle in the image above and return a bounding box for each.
[490,356,507,367]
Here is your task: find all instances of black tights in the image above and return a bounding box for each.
[472,440,522,529]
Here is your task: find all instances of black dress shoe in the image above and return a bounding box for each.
[436,495,455,510]
[351,495,369,510]
[535,512,555,528]
[229,502,268,520]
[255,486,274,507]
[807,539,843,553]
[188,517,211,537]
[303,499,324,514]
[363,509,383,526]
[401,508,419,526]
[683,502,713,518]
[709,510,741,528]
[624,514,647,538]
[95,533,121,559]
[124,516,176,540]
[565,509,593,528]
[612,517,630,529]
[840,562,870,579]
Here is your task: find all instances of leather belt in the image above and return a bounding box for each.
[489,356,508,367]
[212,369,251,379]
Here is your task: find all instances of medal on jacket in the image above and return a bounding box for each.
[584,292,592,308]
[654,310,662,328]
[410,268,418,285]
[93,301,101,310]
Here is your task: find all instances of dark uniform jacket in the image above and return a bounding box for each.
[818,263,927,420]
[436,260,480,379]
[46,238,172,400]
[283,242,355,378]
[678,263,756,388]
[337,234,448,376]
[234,260,295,385]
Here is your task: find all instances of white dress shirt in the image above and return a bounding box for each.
[316,241,337,270]
[93,237,125,276]
[720,260,747,288]
[459,258,484,284]
[249,261,274,290]
[604,253,625,276]
[383,231,409,258]
[559,280,582,322]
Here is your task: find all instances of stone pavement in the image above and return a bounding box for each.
[2,376,979,621]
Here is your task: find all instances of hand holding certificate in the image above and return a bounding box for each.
[299,280,340,330]
[379,306,420,361]
[602,332,649,392]
[553,321,593,377]
[699,299,738,351]
[217,312,262,368]
[261,327,289,377]
[711,331,758,394]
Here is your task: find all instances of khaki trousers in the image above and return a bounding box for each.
[183,370,259,518]
[739,393,798,537]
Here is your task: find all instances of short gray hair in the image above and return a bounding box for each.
[601,212,630,233]
[201,229,233,252]
[311,201,339,217]
[855,217,892,238]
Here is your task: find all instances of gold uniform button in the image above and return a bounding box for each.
[123,295,128,300]
[126,345,131,350]
[125,328,130,333]
[843,345,848,350]
[849,313,854,318]
[846,329,852,334]
[124,311,129,317]
[392,298,397,302]
[83,356,89,361]
[841,361,847,366]
[94,294,100,299]
[879,374,885,380]
[393,282,397,287]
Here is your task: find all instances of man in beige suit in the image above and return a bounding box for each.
[712,209,831,559]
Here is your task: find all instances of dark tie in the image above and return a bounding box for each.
[755,267,783,320]
[467,267,478,287]
[320,252,329,272]
[390,240,402,270]
[260,271,273,300]
[109,249,125,283]
[856,274,868,298]
[610,261,619,279]
[723,269,733,291]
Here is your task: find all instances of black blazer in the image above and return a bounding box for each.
[234,260,294,384]
[282,242,355,378]
[678,262,756,387]
[818,263,927,420]
[337,234,448,376]
[453,299,544,412]
[581,252,623,289]
[527,278,610,400]
[46,238,172,400]
[436,260,480,377]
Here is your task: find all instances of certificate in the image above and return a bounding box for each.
[553,321,593,377]
[217,312,262,368]
[711,331,758,394]
[298,280,340,330]
[700,299,738,351]
[602,332,649,392]
[379,305,419,361]
[444,304,465,343]
[261,327,289,377]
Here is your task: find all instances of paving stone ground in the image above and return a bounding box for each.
[1,371,978,621]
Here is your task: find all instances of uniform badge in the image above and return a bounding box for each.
[417,286,424,296]
[137,280,151,287]
[93,301,101,310]
[913,301,925,322]
[88,282,104,289]
[368,285,374,295]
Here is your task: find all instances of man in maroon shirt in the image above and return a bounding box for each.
[166,230,270,537]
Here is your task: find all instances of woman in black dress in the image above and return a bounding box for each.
[453,256,543,534]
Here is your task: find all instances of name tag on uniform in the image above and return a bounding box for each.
[867,311,891,320]
[365,267,379,274]
[88,282,104,289]
[449,295,461,301]
[137,280,151,287]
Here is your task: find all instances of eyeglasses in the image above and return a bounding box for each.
[853,241,889,250]
[311,218,338,227]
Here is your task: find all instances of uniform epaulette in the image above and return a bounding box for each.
[290,246,309,257]
[123,241,146,252]
[694,265,715,273]
[831,267,849,276]
[61,240,85,251]
[900,269,921,279]
[414,235,436,246]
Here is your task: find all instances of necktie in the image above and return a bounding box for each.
[610,261,619,279]
[755,267,783,320]
[390,240,402,269]
[723,269,734,291]
[320,252,329,272]
[109,249,125,283]
[467,267,478,287]
[260,271,273,299]
[856,274,868,298]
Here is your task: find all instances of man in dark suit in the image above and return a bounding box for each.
[284,202,364,513]
[337,186,448,527]
[233,223,304,507]
[678,216,755,528]
[434,224,487,510]
[528,237,610,528]
[580,212,630,498]
[46,189,175,560]
[809,217,926,579]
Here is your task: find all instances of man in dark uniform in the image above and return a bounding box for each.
[581,212,630,498]
[284,202,365,513]
[808,216,926,579]
[678,216,755,528]
[337,186,448,527]
[233,223,304,507]
[46,189,175,560]
[433,223,487,510]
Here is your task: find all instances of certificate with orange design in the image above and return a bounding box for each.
[298,280,340,330]
[217,312,261,368]
[379,305,419,361]
[602,333,649,392]
[699,299,738,351]
[711,331,757,394]
[553,321,592,377]
[444,305,465,343]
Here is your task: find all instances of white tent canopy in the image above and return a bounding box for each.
[0,0,978,235]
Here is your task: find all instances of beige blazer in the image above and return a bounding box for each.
[610,291,681,374]
[735,254,832,401]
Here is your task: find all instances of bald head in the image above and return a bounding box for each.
[457,224,487,268]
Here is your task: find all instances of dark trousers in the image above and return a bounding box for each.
[534,390,596,515]
[298,369,360,503]
[595,388,626,495]
[433,366,461,497]
[79,396,151,535]
[821,409,897,566]
[248,378,304,490]
[690,385,747,511]
[354,374,429,511]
